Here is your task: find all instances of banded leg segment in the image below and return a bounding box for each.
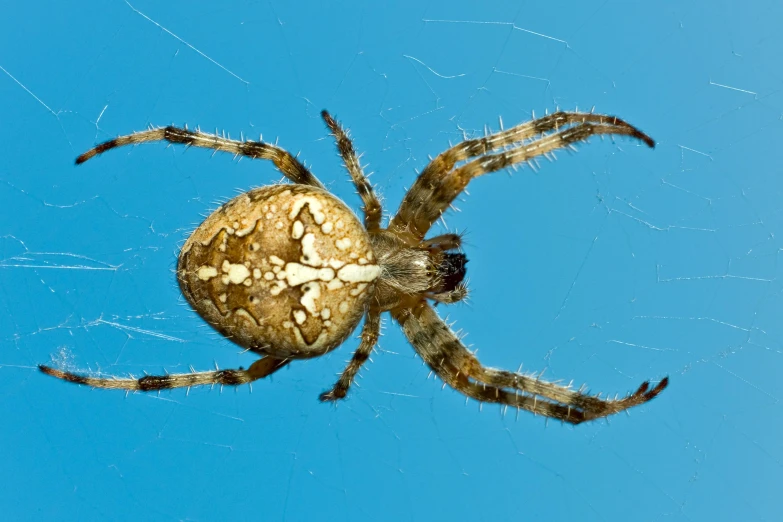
[418,122,653,237]
[390,112,655,240]
[319,308,381,401]
[321,110,383,231]
[76,126,325,189]
[393,302,667,424]
[39,356,290,391]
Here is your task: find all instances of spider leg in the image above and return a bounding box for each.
[319,308,381,401]
[321,110,383,231]
[393,302,667,424]
[38,356,290,391]
[76,126,325,189]
[390,112,654,241]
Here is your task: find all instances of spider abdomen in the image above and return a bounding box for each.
[177,184,379,358]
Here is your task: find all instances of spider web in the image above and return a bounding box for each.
[1,0,781,520]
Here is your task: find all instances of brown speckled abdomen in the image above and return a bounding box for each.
[177,184,380,358]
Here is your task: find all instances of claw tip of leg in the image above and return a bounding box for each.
[38,364,60,377]
[319,389,344,402]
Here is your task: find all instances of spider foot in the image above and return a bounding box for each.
[39,364,94,386]
[633,376,669,401]
[319,387,347,402]
[605,376,669,415]
[577,376,669,423]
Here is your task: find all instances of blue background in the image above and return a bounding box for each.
[2,1,781,521]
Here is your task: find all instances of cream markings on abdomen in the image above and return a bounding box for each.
[179,184,379,356]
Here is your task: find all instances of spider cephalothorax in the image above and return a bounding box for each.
[40,109,668,424]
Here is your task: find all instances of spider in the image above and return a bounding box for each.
[40,109,668,424]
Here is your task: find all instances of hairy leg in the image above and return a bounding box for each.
[76,126,325,189]
[320,309,381,401]
[393,302,667,424]
[321,110,383,231]
[391,112,654,240]
[39,356,290,391]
